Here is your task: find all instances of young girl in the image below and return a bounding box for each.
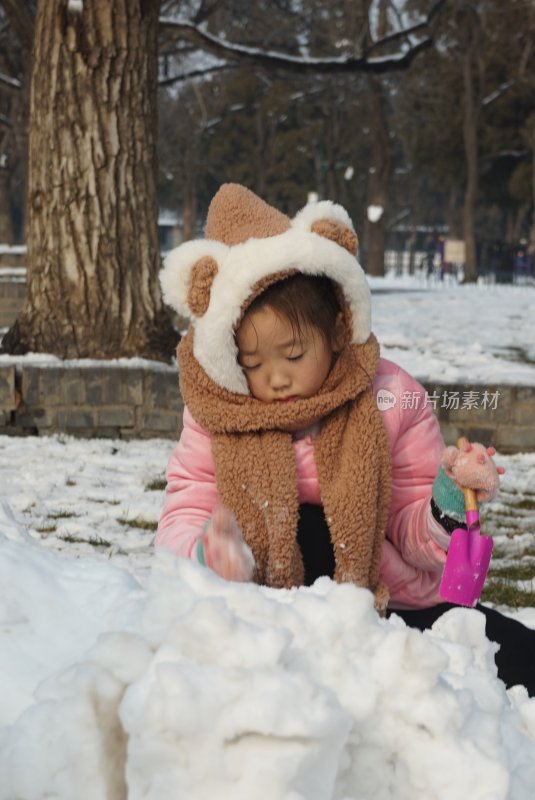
[157,183,535,695]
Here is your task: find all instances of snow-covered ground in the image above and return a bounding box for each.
[1,276,535,799]
[369,273,535,385]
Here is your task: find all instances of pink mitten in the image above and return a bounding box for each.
[442,441,505,504]
[200,504,255,582]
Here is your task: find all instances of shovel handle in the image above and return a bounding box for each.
[456,437,478,512]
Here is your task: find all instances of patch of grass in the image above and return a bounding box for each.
[145,477,167,491]
[489,563,535,582]
[59,533,112,547]
[36,524,58,533]
[65,479,77,487]
[489,545,509,560]
[492,543,535,560]
[488,513,529,536]
[500,345,535,366]
[486,508,524,519]
[117,516,158,531]
[512,498,535,511]
[485,523,527,540]
[481,581,535,608]
[47,510,79,519]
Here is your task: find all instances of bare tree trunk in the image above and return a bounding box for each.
[325,133,338,202]
[2,0,176,360]
[507,202,529,244]
[182,152,198,242]
[461,42,479,282]
[445,186,460,239]
[364,75,390,276]
[324,103,343,203]
[255,100,267,198]
[0,165,14,244]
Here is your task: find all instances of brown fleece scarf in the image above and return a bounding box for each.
[178,330,392,609]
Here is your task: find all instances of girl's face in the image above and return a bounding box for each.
[236,306,337,403]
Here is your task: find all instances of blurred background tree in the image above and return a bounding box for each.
[0,0,533,363]
[158,0,534,280]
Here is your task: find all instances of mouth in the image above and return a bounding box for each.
[276,396,299,402]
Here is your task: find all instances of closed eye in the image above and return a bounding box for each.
[287,353,304,362]
[242,363,260,371]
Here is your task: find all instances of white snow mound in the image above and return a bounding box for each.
[1,517,535,799]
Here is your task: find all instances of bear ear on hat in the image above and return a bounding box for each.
[292,199,358,256]
[159,240,228,319]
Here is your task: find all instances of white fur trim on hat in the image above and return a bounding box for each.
[160,240,229,319]
[292,199,355,234]
[160,194,372,395]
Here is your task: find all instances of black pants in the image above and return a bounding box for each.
[391,603,535,695]
[297,503,535,696]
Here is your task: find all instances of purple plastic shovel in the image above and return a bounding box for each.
[439,475,494,608]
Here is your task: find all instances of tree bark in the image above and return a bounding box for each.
[2,0,177,360]
[364,75,390,276]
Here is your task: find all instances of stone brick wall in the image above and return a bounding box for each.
[396,380,535,453]
[0,362,183,439]
[0,361,534,452]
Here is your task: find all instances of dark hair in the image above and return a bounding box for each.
[243,273,342,348]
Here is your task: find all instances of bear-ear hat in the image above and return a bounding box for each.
[159,183,372,395]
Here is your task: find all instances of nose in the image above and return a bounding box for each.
[269,366,291,392]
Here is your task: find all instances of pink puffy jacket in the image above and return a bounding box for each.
[156,358,451,609]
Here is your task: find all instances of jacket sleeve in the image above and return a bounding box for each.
[155,407,220,559]
[378,361,451,572]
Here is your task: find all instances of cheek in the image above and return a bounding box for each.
[301,359,326,389]
[313,355,333,387]
[310,348,331,372]
[245,370,265,396]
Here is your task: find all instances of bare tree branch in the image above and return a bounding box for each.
[158,63,234,87]
[159,17,436,74]
[0,72,22,90]
[366,0,445,55]
[482,80,515,107]
[481,148,529,162]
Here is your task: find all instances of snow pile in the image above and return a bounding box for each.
[1,502,535,800]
